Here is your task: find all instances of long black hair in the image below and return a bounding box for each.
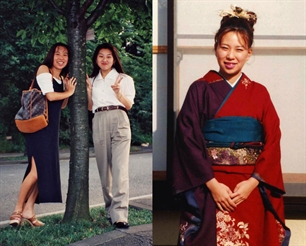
[90,43,124,79]
[41,42,70,77]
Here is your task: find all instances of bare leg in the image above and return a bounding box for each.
[13,157,38,214]
[21,181,45,227]
[22,183,38,218]
[10,157,39,226]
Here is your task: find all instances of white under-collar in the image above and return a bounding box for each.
[53,77,62,84]
[226,73,242,87]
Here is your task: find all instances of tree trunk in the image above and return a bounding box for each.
[63,0,90,222]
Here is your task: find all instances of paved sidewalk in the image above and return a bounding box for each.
[69,224,152,246]
[69,197,152,246]
[0,146,153,245]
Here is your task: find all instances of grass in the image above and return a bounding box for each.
[0,206,152,246]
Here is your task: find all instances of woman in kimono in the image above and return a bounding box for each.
[172,5,290,246]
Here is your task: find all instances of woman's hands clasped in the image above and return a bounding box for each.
[206,178,236,212]
[230,177,259,206]
[206,177,259,212]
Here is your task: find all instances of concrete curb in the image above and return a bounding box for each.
[0,147,152,165]
[68,224,152,246]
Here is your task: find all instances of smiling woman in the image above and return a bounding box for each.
[86,43,136,229]
[9,43,77,228]
[215,32,252,84]
[171,5,290,246]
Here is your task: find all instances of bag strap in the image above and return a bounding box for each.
[44,95,48,121]
[30,73,49,121]
[29,79,35,89]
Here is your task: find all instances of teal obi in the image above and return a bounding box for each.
[202,116,264,149]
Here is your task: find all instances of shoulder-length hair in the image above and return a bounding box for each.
[90,43,124,79]
[40,42,70,77]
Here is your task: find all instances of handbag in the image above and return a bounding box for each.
[15,80,48,133]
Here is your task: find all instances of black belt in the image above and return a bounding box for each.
[94,105,127,114]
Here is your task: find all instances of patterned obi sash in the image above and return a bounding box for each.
[203,116,264,165]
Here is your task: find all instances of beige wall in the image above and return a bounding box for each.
[174,1,306,174]
[153,0,306,174]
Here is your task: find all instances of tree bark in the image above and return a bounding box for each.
[62,0,90,222]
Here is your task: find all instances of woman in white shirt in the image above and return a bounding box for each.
[9,43,76,227]
[86,43,136,229]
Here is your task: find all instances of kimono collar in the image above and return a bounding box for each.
[227,74,242,87]
[202,70,252,89]
[202,70,225,83]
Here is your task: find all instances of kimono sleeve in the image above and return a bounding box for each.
[253,87,285,195]
[171,81,215,194]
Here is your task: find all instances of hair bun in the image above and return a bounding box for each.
[245,11,257,27]
[220,5,257,27]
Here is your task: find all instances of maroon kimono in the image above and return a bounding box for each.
[171,71,289,246]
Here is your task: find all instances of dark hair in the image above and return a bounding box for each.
[214,10,257,50]
[90,43,124,79]
[41,42,70,77]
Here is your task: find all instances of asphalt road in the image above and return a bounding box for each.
[0,153,152,224]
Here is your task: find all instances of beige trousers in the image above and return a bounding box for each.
[92,110,131,223]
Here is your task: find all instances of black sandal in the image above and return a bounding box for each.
[114,221,129,229]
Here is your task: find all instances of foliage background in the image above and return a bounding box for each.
[0,0,152,152]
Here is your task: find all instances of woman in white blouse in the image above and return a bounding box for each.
[86,43,136,229]
[9,43,76,227]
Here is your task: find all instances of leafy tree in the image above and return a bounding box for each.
[0,1,46,152]
[0,0,151,222]
[87,1,152,144]
[49,0,108,222]
[0,0,152,150]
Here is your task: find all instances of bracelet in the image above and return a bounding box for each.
[118,94,123,100]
